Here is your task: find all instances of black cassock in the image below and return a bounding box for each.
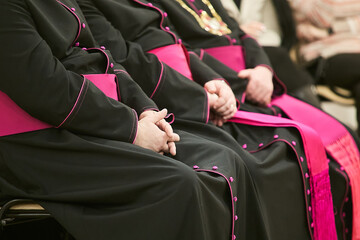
[0,1,267,240]
[77,0,354,239]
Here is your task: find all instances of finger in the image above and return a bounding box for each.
[168,141,176,156]
[149,109,168,123]
[207,92,219,108]
[161,142,170,154]
[222,104,237,119]
[238,69,252,78]
[213,97,226,109]
[168,133,180,142]
[204,82,217,93]
[216,118,224,127]
[215,98,233,114]
[158,119,173,137]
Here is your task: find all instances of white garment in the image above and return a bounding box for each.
[220,0,282,46]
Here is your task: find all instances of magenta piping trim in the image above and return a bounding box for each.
[224,35,233,45]
[335,168,350,240]
[205,91,210,124]
[196,169,235,240]
[199,49,205,60]
[132,0,178,42]
[56,77,86,128]
[131,109,139,144]
[240,92,246,104]
[257,64,287,94]
[228,110,337,240]
[165,113,175,125]
[249,138,312,233]
[186,0,202,14]
[150,61,164,99]
[85,48,110,73]
[113,69,130,76]
[56,1,82,46]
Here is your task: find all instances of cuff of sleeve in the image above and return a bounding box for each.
[131,109,139,144]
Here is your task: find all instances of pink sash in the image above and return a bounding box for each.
[206,44,360,239]
[150,43,336,239]
[272,95,360,240]
[204,45,246,72]
[0,74,118,137]
[229,111,336,240]
[148,44,193,80]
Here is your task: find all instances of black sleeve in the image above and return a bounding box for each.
[0,0,139,143]
[188,51,226,86]
[189,49,248,100]
[192,0,286,96]
[78,0,211,123]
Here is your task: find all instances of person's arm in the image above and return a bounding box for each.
[78,0,216,123]
[0,0,142,143]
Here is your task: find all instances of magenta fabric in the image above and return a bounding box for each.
[204,45,246,72]
[0,74,119,137]
[149,44,211,123]
[228,110,337,240]
[83,74,119,101]
[195,169,237,240]
[326,134,360,240]
[205,42,357,239]
[272,94,360,239]
[272,95,346,146]
[0,91,52,136]
[148,44,193,80]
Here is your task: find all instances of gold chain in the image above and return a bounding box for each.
[201,0,222,23]
[174,0,206,29]
[174,0,232,36]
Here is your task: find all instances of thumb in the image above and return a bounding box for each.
[148,108,168,123]
[238,69,251,79]
[205,81,217,93]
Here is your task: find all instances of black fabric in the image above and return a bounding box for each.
[0,129,258,240]
[150,0,286,96]
[314,53,360,134]
[77,0,352,239]
[271,0,298,50]
[263,47,313,91]
[0,1,268,239]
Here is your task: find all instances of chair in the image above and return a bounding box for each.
[0,199,50,228]
[316,85,355,105]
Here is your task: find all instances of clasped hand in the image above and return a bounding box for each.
[238,66,274,107]
[134,109,180,156]
[204,80,237,126]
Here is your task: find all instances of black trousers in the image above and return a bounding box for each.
[263,47,321,107]
[313,53,360,134]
